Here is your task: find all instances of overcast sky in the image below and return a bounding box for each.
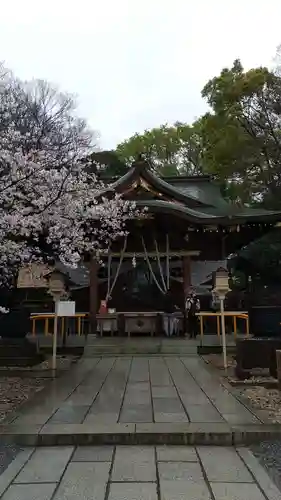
[1,0,280,149]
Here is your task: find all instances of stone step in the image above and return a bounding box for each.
[83,345,198,356]
[2,422,281,446]
[0,356,44,367]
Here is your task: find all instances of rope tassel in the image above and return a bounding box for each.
[154,234,167,292]
[106,235,127,300]
[141,235,166,294]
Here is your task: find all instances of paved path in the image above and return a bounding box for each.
[0,444,280,499]
[10,356,260,426]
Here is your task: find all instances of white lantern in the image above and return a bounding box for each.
[214,267,230,299]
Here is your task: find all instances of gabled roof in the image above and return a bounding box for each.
[111,157,216,208]
[110,157,281,225]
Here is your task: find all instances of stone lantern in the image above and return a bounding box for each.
[46,270,68,301]
[213,267,230,370]
[214,267,230,298]
[45,270,68,370]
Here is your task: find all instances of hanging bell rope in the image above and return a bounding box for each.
[141,235,166,294]
[106,235,127,300]
[154,234,167,292]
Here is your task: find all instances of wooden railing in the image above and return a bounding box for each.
[30,313,87,336]
[196,311,249,341]
[30,310,249,339]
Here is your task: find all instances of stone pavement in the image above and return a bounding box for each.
[2,355,281,445]
[9,356,259,426]
[0,444,280,499]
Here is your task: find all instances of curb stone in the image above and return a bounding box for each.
[1,423,281,446]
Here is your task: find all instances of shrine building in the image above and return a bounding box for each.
[17,157,281,335]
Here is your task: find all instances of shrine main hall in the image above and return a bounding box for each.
[18,157,281,335]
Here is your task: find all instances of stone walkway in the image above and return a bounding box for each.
[2,356,281,445]
[0,444,280,499]
[10,356,260,425]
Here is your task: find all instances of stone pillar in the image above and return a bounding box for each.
[89,258,99,334]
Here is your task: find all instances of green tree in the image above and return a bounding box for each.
[201,59,281,207]
[116,123,205,176]
[113,55,281,209]
[87,150,128,177]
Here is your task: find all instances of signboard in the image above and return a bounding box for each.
[17,264,51,288]
[56,301,76,317]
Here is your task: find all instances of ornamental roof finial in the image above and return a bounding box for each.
[131,153,150,172]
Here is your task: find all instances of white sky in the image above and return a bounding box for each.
[1,0,280,148]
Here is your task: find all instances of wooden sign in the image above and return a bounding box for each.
[17,264,52,288]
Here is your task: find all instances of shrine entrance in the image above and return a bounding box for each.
[99,233,190,313]
[92,230,197,336]
[87,156,281,335]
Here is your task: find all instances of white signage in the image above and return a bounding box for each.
[56,301,76,317]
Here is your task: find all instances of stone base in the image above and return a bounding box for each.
[0,338,44,367]
[197,345,223,355]
[40,346,84,357]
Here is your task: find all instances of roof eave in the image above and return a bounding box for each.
[135,200,281,225]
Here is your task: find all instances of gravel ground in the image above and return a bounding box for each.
[240,386,281,423]
[0,355,76,422]
[204,353,281,423]
[251,441,281,492]
[0,376,48,422]
[0,355,76,372]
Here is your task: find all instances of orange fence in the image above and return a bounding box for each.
[196,311,249,341]
[30,313,87,336]
[30,310,249,338]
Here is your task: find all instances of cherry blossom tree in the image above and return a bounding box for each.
[0,69,135,309]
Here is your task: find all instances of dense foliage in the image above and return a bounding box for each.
[115,51,281,209]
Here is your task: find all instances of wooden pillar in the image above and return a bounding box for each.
[182,256,191,334]
[89,258,99,334]
[182,255,192,301]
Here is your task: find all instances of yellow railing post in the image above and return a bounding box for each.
[233,315,237,338]
[44,317,49,336]
[30,313,87,337]
[196,311,249,342]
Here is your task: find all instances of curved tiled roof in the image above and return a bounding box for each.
[109,157,281,225]
[134,199,281,225]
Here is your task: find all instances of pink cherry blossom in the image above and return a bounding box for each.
[0,67,136,306]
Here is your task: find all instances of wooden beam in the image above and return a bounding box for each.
[100,250,200,258]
